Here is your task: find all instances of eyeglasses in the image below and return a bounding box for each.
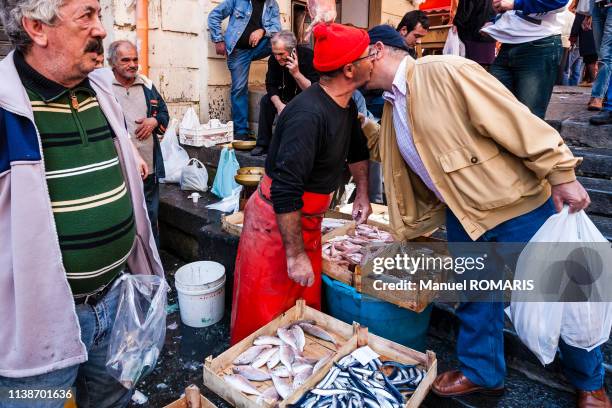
[352,50,378,63]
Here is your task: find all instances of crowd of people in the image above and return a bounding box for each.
[0,0,610,407]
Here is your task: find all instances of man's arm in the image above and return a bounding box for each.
[151,85,169,135]
[495,0,567,13]
[277,212,314,286]
[265,58,286,112]
[263,0,282,36]
[348,160,371,224]
[456,62,588,212]
[208,0,234,43]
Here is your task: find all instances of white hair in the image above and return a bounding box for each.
[271,30,297,51]
[0,0,64,52]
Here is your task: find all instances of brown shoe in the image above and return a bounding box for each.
[432,370,505,397]
[588,98,604,111]
[577,388,612,408]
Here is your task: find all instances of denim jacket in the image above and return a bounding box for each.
[208,0,281,55]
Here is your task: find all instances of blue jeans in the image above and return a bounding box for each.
[564,47,584,86]
[446,200,605,391]
[227,38,272,135]
[591,3,612,109]
[0,288,133,408]
[490,35,562,119]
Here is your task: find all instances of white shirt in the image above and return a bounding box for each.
[383,57,444,202]
[481,5,569,44]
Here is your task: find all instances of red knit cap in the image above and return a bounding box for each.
[313,23,370,72]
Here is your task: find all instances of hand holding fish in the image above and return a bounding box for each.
[287,252,315,287]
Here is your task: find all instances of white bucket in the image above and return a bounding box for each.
[175,261,226,328]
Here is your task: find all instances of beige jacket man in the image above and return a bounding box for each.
[363,54,582,241]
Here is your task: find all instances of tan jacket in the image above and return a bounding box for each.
[363,55,581,241]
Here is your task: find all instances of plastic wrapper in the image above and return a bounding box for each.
[180,158,209,192]
[106,274,168,389]
[159,118,189,184]
[508,206,612,365]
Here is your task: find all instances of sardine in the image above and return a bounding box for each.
[279,344,295,373]
[313,353,334,373]
[266,349,281,370]
[252,346,278,368]
[291,324,306,353]
[312,389,350,396]
[232,365,271,381]
[233,345,272,365]
[271,374,293,400]
[254,335,285,346]
[224,374,261,395]
[300,323,336,344]
[277,327,299,350]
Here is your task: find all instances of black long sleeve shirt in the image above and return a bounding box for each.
[265,84,370,214]
[266,46,319,103]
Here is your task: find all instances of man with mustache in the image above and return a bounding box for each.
[0,0,163,407]
[109,40,170,247]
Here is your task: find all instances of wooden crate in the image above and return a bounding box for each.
[222,212,244,237]
[203,300,355,408]
[204,301,436,408]
[331,203,391,231]
[163,394,216,408]
[321,223,446,313]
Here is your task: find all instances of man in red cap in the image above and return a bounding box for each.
[229,23,375,344]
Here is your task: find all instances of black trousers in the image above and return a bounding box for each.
[143,174,160,248]
[255,93,278,148]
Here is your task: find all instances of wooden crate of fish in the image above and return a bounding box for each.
[285,326,437,408]
[203,300,355,408]
[321,223,395,286]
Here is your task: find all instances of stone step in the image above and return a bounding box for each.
[572,147,612,179]
[578,176,612,217]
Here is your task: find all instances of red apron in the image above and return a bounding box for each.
[230,175,332,345]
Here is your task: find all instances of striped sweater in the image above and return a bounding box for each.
[16,53,135,295]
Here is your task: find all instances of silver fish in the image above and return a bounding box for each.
[281,319,316,329]
[277,327,299,350]
[266,349,281,370]
[252,346,278,368]
[295,356,319,365]
[233,345,271,365]
[293,363,313,374]
[293,366,313,389]
[271,374,293,400]
[291,324,306,353]
[224,374,261,396]
[256,386,279,405]
[232,366,271,381]
[311,388,349,396]
[253,335,285,346]
[299,323,336,344]
[271,366,292,378]
[313,352,334,373]
[279,344,295,373]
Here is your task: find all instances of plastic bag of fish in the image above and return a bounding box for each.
[223,320,338,405]
[290,354,427,408]
[322,224,394,268]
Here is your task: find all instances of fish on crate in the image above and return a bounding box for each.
[322,224,394,269]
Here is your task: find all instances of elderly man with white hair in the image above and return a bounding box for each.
[0,0,163,407]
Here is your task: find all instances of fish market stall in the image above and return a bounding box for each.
[203,300,436,408]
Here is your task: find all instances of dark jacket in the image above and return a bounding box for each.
[266,46,319,103]
[454,0,497,43]
[142,83,169,180]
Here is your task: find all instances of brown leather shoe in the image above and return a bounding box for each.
[588,97,604,111]
[577,388,612,408]
[432,370,505,397]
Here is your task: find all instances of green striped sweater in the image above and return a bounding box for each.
[27,84,136,295]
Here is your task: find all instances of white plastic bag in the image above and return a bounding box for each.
[509,207,612,365]
[206,186,242,213]
[180,107,200,131]
[442,29,466,57]
[180,158,209,192]
[159,119,189,184]
[106,274,168,389]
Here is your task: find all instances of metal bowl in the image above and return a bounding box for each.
[234,174,262,187]
[232,140,256,150]
[237,167,265,176]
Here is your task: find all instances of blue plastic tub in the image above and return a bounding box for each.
[322,275,432,352]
